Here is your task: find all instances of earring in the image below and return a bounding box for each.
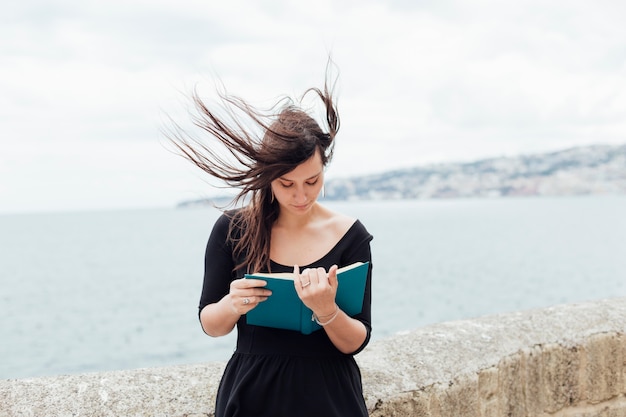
[270,189,275,203]
[322,185,326,198]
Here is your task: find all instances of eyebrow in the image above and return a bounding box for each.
[279,171,322,182]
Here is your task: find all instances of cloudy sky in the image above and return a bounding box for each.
[2,0,625,213]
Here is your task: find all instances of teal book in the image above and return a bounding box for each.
[244,261,369,335]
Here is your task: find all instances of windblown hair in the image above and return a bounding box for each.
[167,68,340,273]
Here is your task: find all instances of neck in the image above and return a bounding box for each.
[275,203,322,229]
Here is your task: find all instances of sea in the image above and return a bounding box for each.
[1,196,625,380]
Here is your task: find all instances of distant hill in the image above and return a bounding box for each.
[177,143,626,207]
[325,144,626,200]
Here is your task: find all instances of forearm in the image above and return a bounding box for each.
[199,295,241,337]
[318,307,368,354]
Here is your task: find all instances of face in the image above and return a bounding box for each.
[270,150,324,215]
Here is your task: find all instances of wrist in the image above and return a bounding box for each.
[314,304,338,319]
[312,305,340,326]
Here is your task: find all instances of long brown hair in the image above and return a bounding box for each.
[166,66,340,273]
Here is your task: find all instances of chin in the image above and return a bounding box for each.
[291,201,316,213]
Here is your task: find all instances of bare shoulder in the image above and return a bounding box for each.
[318,205,357,236]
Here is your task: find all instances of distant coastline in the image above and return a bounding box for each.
[176,196,238,209]
[177,143,626,207]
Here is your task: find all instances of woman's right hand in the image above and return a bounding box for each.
[227,278,271,315]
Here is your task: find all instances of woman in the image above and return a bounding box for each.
[169,68,373,417]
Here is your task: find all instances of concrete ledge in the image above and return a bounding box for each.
[0,362,224,417]
[359,297,626,416]
[2,297,625,417]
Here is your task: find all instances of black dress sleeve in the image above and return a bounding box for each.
[198,212,236,318]
[339,220,374,355]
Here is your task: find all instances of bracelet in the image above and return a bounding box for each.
[312,305,340,326]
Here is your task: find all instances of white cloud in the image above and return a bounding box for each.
[1,0,626,212]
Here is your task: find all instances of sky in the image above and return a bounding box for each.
[2,0,626,213]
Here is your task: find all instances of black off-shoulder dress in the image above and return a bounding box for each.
[199,211,373,417]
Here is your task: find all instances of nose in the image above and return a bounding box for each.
[293,186,307,203]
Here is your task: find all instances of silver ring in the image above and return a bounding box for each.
[243,298,250,305]
[302,281,311,288]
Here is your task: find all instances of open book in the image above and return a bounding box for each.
[244,261,369,335]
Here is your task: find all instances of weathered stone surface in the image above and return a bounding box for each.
[0,363,224,417]
[439,374,480,417]
[2,297,626,417]
[358,297,626,416]
[478,366,500,417]
[585,333,625,404]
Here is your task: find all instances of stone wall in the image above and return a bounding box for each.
[2,297,625,417]
[359,297,626,416]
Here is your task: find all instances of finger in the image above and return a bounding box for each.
[293,265,304,295]
[297,266,313,289]
[256,295,270,303]
[300,268,318,286]
[252,287,272,298]
[230,294,253,314]
[328,265,338,288]
[230,278,255,291]
[241,279,268,289]
[230,278,270,311]
[240,291,271,307]
[294,265,303,286]
[314,267,327,285]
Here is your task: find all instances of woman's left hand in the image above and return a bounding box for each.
[293,265,339,318]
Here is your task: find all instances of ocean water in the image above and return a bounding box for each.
[1,196,625,379]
